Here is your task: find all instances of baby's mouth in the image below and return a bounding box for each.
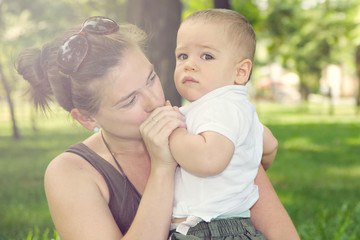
[182,76,198,83]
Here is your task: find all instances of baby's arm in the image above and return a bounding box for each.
[261,126,278,170]
[169,128,234,177]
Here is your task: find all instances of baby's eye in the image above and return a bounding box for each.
[201,54,214,60]
[177,53,188,60]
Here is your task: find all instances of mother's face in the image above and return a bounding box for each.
[94,47,165,140]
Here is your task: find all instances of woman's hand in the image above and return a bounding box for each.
[140,100,186,169]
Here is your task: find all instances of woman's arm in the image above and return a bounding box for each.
[45,153,177,240]
[45,103,184,240]
[126,103,184,239]
[45,153,124,240]
[125,163,176,239]
[251,165,300,240]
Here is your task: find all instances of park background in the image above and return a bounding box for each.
[0,0,359,239]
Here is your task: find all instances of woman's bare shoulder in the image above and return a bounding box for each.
[44,152,120,239]
[45,134,102,176]
[45,151,91,178]
[44,151,109,202]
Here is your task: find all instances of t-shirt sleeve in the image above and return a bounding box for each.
[192,100,250,145]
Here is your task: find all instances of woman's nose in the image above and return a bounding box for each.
[143,89,163,112]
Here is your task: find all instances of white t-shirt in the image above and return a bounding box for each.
[173,85,264,222]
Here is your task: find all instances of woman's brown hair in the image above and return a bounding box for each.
[17,21,147,115]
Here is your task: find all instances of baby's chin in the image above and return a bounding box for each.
[180,92,203,103]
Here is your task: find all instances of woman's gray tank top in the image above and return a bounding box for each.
[66,143,141,234]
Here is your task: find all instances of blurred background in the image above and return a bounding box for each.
[0,0,359,239]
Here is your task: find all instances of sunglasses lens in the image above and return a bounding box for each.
[57,16,119,76]
[82,16,119,34]
[57,34,88,74]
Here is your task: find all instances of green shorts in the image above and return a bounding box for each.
[169,218,266,240]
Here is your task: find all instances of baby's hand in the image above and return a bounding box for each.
[140,101,186,168]
[165,100,186,128]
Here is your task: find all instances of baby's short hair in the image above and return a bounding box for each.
[183,9,256,62]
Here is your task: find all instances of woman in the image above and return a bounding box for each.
[17,16,299,240]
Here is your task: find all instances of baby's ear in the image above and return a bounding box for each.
[71,108,97,132]
[235,59,252,85]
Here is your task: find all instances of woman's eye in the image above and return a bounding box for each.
[178,54,188,60]
[201,54,213,60]
[121,96,136,108]
[149,72,157,83]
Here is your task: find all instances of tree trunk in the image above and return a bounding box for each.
[355,45,360,112]
[0,63,20,139]
[355,45,360,114]
[214,0,230,9]
[127,0,182,106]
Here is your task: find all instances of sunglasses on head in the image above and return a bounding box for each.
[56,16,119,76]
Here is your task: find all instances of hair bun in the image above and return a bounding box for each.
[17,47,53,111]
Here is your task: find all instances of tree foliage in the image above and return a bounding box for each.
[262,0,360,99]
[1,0,360,139]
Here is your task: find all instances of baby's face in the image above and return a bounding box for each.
[174,21,239,102]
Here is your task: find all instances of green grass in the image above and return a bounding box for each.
[0,104,91,240]
[256,102,360,240]
[0,102,359,239]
